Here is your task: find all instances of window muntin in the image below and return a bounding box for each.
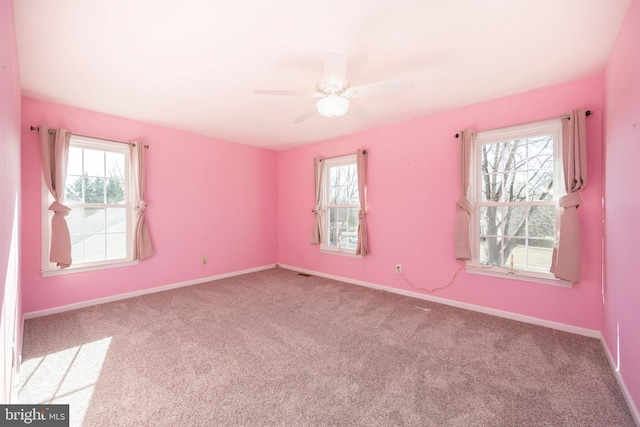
[42,136,133,273]
[321,155,360,254]
[470,119,563,280]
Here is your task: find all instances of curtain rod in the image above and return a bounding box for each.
[454,110,592,138]
[30,126,149,149]
[317,150,367,162]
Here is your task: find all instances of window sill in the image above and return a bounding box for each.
[320,247,363,258]
[41,260,139,277]
[465,265,573,288]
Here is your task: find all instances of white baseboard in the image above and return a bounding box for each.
[600,333,640,426]
[277,264,600,339]
[23,264,277,319]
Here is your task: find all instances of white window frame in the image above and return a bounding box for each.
[320,154,361,257]
[41,135,137,276]
[466,118,572,287]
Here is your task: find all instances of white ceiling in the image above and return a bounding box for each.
[14,0,630,151]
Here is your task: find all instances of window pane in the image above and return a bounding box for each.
[67,207,83,235]
[481,143,495,173]
[324,207,355,249]
[106,179,125,204]
[527,136,554,169]
[326,199,359,249]
[509,140,528,170]
[336,185,349,205]
[84,149,105,177]
[329,184,339,204]
[344,208,359,249]
[348,187,360,205]
[106,208,127,232]
[337,227,347,248]
[328,165,359,207]
[528,170,553,201]
[527,239,554,272]
[481,235,501,266]
[342,164,355,186]
[481,143,503,173]
[528,205,555,239]
[67,147,83,176]
[481,173,503,202]
[84,234,106,262]
[337,206,346,227]
[329,166,341,186]
[106,233,127,260]
[329,165,358,202]
[503,206,526,237]
[68,208,129,264]
[480,208,556,272]
[84,208,106,234]
[503,171,528,202]
[348,164,358,186]
[106,152,125,179]
[480,206,502,236]
[71,235,84,264]
[479,237,488,265]
[502,238,526,269]
[85,175,105,203]
[327,208,338,247]
[482,140,527,173]
[65,175,83,203]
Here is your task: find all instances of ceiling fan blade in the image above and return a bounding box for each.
[255,89,322,97]
[345,80,413,98]
[293,105,318,124]
[347,100,373,121]
[323,50,348,88]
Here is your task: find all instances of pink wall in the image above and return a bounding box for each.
[278,77,603,331]
[0,0,22,403]
[603,0,640,415]
[21,97,278,313]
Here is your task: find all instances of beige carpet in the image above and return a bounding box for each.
[19,267,635,426]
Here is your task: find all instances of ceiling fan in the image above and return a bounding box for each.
[255,50,413,124]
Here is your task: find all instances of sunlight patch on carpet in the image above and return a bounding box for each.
[18,337,111,427]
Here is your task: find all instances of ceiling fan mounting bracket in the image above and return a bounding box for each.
[317,82,349,97]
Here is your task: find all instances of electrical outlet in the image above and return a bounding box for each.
[395,264,402,274]
[201,257,207,265]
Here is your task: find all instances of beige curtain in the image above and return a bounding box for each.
[455,130,476,260]
[39,127,72,268]
[551,110,587,282]
[310,157,325,244]
[356,149,368,256]
[131,141,154,260]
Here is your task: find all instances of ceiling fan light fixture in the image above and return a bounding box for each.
[317,94,349,118]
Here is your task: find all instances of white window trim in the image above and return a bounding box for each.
[466,118,572,288]
[465,265,572,288]
[319,154,362,257]
[41,136,137,276]
[319,248,364,258]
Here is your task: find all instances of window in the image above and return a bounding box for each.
[321,154,360,255]
[42,136,135,274]
[467,119,568,286]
